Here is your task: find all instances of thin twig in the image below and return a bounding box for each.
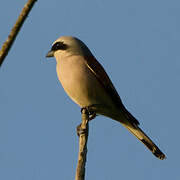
[75,108,89,180]
[0,0,37,67]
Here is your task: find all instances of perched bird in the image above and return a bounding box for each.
[46,36,166,160]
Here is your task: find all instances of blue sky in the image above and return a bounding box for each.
[0,0,179,179]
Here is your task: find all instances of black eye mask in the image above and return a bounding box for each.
[51,42,67,51]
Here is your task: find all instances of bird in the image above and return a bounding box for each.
[46,36,166,160]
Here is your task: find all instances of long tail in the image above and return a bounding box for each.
[122,122,165,160]
[117,109,166,160]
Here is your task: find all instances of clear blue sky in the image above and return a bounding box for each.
[0,0,179,179]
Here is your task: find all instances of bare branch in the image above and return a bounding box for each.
[75,108,89,180]
[0,0,37,67]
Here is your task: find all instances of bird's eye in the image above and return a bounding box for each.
[51,42,67,51]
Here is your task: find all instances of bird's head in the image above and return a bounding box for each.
[46,36,92,59]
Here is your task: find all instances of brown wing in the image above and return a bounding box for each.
[84,55,122,106]
[84,55,139,125]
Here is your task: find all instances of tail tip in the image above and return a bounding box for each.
[158,153,166,160]
[153,147,166,160]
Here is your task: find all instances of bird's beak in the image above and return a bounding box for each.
[46,50,54,58]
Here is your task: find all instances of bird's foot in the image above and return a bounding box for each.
[80,107,97,121]
[88,111,97,120]
[76,123,85,136]
[76,107,96,136]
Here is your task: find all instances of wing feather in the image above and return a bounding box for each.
[84,55,139,125]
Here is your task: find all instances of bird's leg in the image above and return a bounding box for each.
[77,107,89,136]
[76,107,96,136]
[80,106,97,120]
[88,110,97,120]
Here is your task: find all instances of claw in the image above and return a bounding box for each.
[76,123,83,136]
[80,106,97,121]
[88,111,96,120]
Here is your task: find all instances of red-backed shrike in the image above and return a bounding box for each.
[46,36,166,160]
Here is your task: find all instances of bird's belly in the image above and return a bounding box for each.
[56,57,111,108]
